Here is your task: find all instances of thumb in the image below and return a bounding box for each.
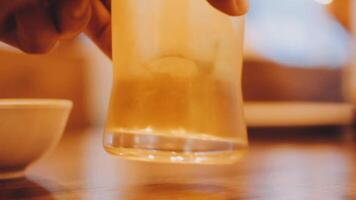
[85,0,111,58]
[207,0,249,16]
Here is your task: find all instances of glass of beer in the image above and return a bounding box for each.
[104,0,247,164]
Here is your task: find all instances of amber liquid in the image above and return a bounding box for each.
[108,78,242,134]
[104,58,247,164]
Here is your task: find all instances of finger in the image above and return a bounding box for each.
[101,0,111,12]
[207,0,249,16]
[85,0,111,58]
[15,4,59,53]
[55,0,92,39]
[0,17,19,48]
[0,31,20,50]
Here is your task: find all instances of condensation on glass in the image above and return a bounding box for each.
[104,0,247,164]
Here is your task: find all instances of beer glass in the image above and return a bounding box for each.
[104,0,247,164]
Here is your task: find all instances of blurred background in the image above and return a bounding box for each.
[244,0,351,102]
[0,0,353,131]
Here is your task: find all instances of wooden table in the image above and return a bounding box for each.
[1,127,355,199]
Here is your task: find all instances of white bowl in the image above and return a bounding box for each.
[0,99,72,179]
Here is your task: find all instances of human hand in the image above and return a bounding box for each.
[0,0,93,53]
[0,0,248,58]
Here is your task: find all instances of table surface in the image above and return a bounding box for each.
[1,128,355,200]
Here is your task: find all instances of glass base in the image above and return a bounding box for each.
[104,129,247,164]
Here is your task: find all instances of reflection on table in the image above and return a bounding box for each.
[1,127,348,200]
